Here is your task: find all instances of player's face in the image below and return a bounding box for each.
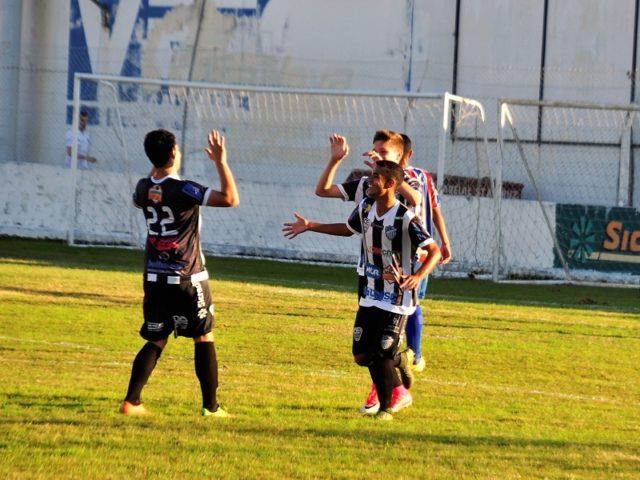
[372,140,402,163]
[79,115,88,131]
[366,167,392,199]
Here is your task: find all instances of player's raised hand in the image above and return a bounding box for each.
[329,134,349,163]
[205,129,227,164]
[283,212,310,239]
[362,150,383,169]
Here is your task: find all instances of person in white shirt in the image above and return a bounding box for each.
[65,110,97,169]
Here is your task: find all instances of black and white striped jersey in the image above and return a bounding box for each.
[339,173,426,276]
[346,197,434,315]
[133,175,212,279]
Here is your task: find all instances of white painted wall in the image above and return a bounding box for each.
[0,0,22,164]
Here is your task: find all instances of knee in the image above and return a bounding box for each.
[194,332,214,343]
[353,354,371,366]
[149,338,167,351]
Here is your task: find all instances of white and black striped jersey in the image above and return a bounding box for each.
[339,172,425,275]
[346,197,434,315]
[133,175,212,278]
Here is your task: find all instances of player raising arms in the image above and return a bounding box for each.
[120,129,239,417]
[284,161,441,420]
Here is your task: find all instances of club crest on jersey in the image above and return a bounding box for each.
[384,225,397,240]
[148,185,163,204]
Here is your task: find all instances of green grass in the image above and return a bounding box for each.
[0,238,639,479]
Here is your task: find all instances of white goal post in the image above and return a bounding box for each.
[497,98,640,284]
[68,73,494,276]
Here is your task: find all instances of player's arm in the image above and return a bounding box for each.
[396,180,422,207]
[399,219,441,290]
[283,213,353,238]
[401,242,441,289]
[315,134,349,198]
[433,206,452,264]
[65,146,94,162]
[203,130,239,208]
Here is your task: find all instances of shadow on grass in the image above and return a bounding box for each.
[0,285,136,306]
[231,424,633,452]
[428,321,640,340]
[2,238,639,314]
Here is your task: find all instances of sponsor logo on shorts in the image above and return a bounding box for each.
[380,335,394,350]
[172,315,188,330]
[353,327,363,342]
[147,322,164,332]
[195,282,205,309]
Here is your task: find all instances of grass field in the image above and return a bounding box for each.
[1,238,639,479]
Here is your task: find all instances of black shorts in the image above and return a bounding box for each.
[140,279,214,341]
[352,306,407,359]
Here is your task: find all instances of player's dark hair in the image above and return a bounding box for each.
[375,160,404,187]
[372,129,404,153]
[400,133,412,162]
[144,129,176,168]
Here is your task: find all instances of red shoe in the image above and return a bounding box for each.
[120,400,150,416]
[389,385,413,413]
[359,383,379,415]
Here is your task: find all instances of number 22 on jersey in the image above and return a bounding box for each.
[146,206,178,236]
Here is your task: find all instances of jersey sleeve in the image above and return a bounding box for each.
[408,216,434,248]
[425,173,440,209]
[346,205,362,234]
[132,179,145,209]
[65,130,73,148]
[180,180,211,207]
[338,179,360,202]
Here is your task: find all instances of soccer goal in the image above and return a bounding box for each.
[497,98,640,284]
[68,73,494,273]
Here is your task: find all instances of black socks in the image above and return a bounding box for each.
[124,342,163,404]
[194,341,219,411]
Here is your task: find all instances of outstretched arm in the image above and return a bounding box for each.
[283,212,353,239]
[204,130,240,208]
[315,134,349,198]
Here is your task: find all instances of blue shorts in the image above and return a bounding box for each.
[417,276,429,300]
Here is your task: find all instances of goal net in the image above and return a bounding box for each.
[68,74,493,273]
[497,99,640,283]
